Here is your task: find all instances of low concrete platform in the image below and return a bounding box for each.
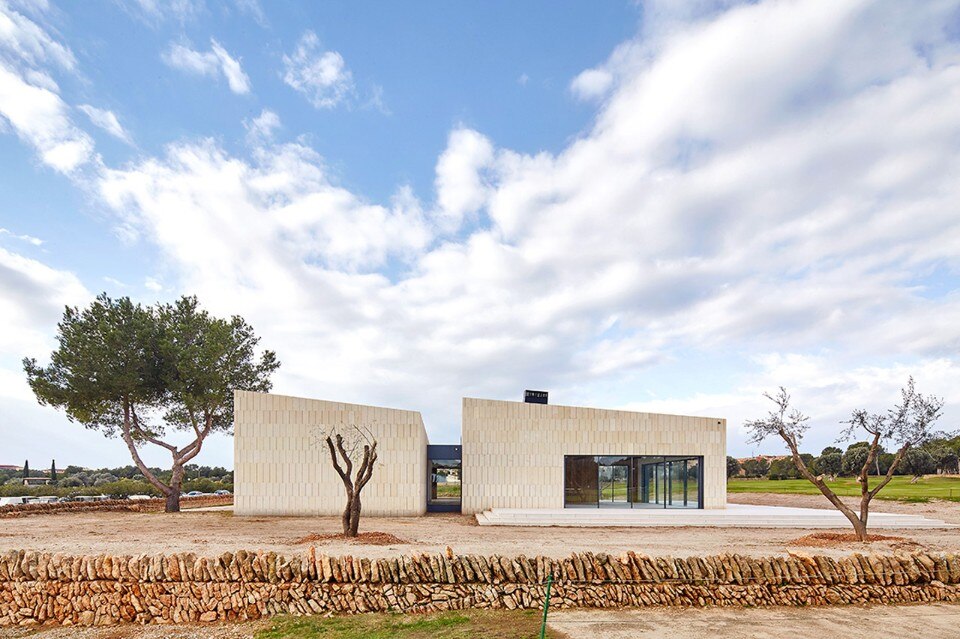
[476,503,958,528]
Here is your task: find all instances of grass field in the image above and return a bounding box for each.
[255,610,561,639]
[727,475,960,502]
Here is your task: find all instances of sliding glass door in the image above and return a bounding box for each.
[598,457,629,506]
[564,455,702,509]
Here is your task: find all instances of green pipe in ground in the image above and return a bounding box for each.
[540,573,554,639]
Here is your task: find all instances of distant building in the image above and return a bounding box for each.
[0,465,22,472]
[22,477,51,486]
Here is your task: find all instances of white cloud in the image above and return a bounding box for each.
[144,276,163,292]
[0,65,94,173]
[362,84,389,115]
[98,138,432,273]
[282,31,354,109]
[0,246,89,359]
[102,0,960,446]
[231,0,265,26]
[0,228,42,245]
[433,127,495,233]
[570,68,613,101]
[243,108,280,141]
[3,0,960,459]
[0,2,94,174]
[622,355,960,456]
[77,104,132,144]
[0,0,76,70]
[124,0,203,24]
[161,39,251,94]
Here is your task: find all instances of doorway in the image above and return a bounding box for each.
[598,457,629,506]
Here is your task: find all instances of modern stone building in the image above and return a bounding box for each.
[234,390,726,516]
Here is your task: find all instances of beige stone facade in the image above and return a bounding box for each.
[234,390,427,516]
[461,398,726,513]
[234,391,726,516]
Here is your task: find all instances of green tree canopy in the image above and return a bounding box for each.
[816,452,842,477]
[740,457,770,478]
[23,293,279,512]
[900,448,936,478]
[726,456,742,478]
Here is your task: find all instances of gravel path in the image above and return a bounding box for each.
[547,603,960,639]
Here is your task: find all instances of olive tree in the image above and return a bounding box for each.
[23,294,279,512]
[321,424,378,537]
[745,380,947,541]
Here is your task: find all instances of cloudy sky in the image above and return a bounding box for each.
[1,0,959,470]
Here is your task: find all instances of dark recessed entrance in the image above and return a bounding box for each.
[427,444,462,513]
[564,455,702,509]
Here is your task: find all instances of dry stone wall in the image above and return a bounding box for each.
[0,495,232,519]
[1,549,959,627]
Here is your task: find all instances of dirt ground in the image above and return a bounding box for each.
[727,492,960,524]
[547,603,960,639]
[6,604,960,638]
[0,493,957,559]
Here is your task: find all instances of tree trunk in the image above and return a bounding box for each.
[166,464,184,513]
[348,493,362,537]
[849,513,867,541]
[341,492,354,536]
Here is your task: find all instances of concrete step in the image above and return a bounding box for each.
[475,506,958,529]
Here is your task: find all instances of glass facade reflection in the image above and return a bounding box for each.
[427,444,462,512]
[564,455,702,509]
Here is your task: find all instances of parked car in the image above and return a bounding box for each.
[127,494,152,501]
[0,497,28,507]
[24,496,58,504]
[185,491,205,497]
[213,489,232,496]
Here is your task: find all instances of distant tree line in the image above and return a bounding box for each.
[0,463,233,498]
[727,436,960,481]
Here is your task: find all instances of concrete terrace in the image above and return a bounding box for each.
[476,503,959,529]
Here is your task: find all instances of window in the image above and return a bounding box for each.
[563,455,703,509]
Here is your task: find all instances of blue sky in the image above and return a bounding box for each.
[2,0,960,470]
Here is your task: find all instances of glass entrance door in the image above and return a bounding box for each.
[598,458,629,506]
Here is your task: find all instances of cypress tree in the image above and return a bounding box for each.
[22,460,29,480]
[50,460,57,482]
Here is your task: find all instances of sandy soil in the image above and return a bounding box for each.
[0,494,957,560]
[547,603,960,639]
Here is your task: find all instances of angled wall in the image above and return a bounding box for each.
[234,391,427,516]
[461,398,727,513]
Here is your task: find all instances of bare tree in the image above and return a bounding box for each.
[745,378,946,541]
[322,424,378,537]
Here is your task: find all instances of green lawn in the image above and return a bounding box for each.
[255,610,561,639]
[727,475,960,502]
[435,483,461,498]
